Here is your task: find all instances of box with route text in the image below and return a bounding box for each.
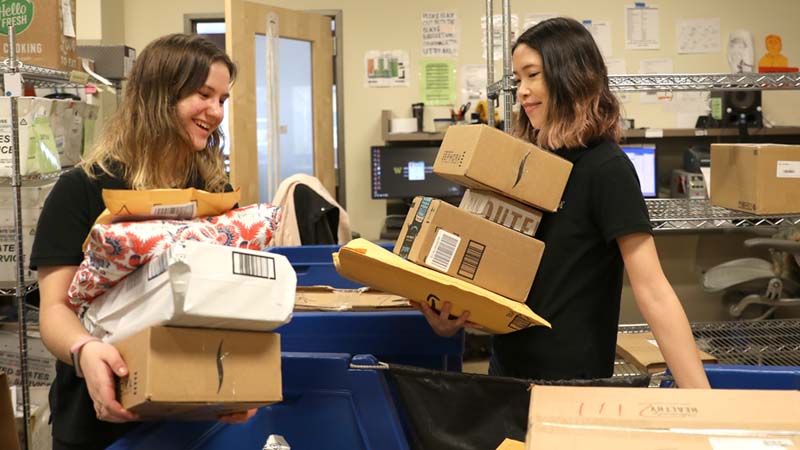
[394,196,543,302]
[0,0,80,71]
[459,189,543,237]
[114,326,282,420]
[434,125,572,212]
[526,385,800,450]
[710,143,800,214]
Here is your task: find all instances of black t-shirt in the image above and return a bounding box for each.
[492,139,652,380]
[30,165,222,447]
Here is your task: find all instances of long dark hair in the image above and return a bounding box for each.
[82,33,237,192]
[513,17,621,150]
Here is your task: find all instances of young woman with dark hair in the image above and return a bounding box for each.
[31,33,251,450]
[417,17,710,389]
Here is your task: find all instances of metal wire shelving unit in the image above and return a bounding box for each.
[609,72,800,92]
[620,319,800,367]
[646,198,800,232]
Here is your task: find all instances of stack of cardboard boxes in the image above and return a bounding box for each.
[335,124,572,333]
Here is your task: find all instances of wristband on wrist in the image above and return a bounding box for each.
[69,336,101,378]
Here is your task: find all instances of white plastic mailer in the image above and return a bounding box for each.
[84,240,296,343]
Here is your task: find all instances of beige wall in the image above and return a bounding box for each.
[78,0,800,322]
[102,0,800,242]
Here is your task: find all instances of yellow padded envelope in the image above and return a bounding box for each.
[333,238,550,334]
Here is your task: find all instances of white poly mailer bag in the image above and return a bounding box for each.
[84,240,296,344]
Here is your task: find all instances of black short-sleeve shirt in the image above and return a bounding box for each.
[492,139,652,380]
[30,166,225,447]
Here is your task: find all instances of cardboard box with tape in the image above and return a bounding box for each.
[0,0,80,71]
[434,125,572,212]
[334,238,550,334]
[710,143,800,214]
[395,196,544,302]
[114,326,282,420]
[526,385,800,450]
[459,189,543,237]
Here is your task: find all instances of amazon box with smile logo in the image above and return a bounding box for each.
[114,326,281,420]
[433,125,572,212]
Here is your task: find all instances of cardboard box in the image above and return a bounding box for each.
[84,241,296,344]
[496,439,525,450]
[615,332,717,374]
[0,324,56,387]
[114,326,282,420]
[0,207,40,284]
[295,286,410,311]
[395,196,543,302]
[434,125,572,212]
[526,385,800,450]
[460,189,543,237]
[710,143,800,214]
[0,0,79,71]
[0,373,21,450]
[334,238,550,334]
[77,45,136,79]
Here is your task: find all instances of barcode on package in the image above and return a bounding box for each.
[425,229,461,272]
[777,161,800,178]
[232,252,276,279]
[508,314,532,330]
[457,240,485,280]
[147,250,171,281]
[151,202,197,219]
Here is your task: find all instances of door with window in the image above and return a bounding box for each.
[225,0,334,205]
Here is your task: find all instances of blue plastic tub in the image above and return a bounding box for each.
[280,311,464,371]
[108,353,410,450]
[662,364,800,389]
[270,243,394,289]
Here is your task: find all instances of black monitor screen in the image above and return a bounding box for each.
[371,145,464,199]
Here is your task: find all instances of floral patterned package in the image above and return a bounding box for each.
[69,203,280,306]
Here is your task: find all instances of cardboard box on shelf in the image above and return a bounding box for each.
[710,143,800,214]
[84,241,296,344]
[0,207,40,284]
[0,0,80,71]
[294,286,410,311]
[395,196,544,302]
[615,332,717,374]
[434,125,572,212]
[334,239,550,334]
[114,326,282,420]
[0,324,56,387]
[0,373,21,450]
[77,45,136,80]
[460,189,543,237]
[526,385,800,450]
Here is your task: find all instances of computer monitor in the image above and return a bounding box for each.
[371,145,464,199]
[620,144,657,198]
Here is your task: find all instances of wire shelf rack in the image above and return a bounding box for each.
[646,198,800,231]
[0,60,86,88]
[609,72,800,92]
[619,319,800,367]
[0,283,38,297]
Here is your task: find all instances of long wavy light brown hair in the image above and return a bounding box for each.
[80,33,237,192]
[513,17,621,150]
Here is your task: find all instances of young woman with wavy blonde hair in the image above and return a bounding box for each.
[31,34,249,450]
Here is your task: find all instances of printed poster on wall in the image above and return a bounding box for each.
[422,11,459,58]
[460,64,487,106]
[523,13,558,33]
[582,20,613,57]
[421,60,456,106]
[677,18,721,54]
[481,14,519,60]
[625,4,660,50]
[364,50,409,87]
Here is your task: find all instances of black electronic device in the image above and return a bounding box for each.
[683,145,711,173]
[711,90,763,128]
[371,145,464,200]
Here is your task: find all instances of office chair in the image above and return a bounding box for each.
[703,228,800,320]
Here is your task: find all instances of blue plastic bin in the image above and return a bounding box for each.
[270,243,394,289]
[662,364,800,389]
[108,353,409,450]
[271,243,465,372]
[280,311,464,371]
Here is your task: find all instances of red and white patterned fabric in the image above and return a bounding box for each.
[69,203,280,306]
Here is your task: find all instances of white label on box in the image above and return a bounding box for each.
[151,202,197,219]
[645,128,664,138]
[425,229,461,273]
[709,438,795,450]
[777,161,800,179]
[61,0,77,38]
